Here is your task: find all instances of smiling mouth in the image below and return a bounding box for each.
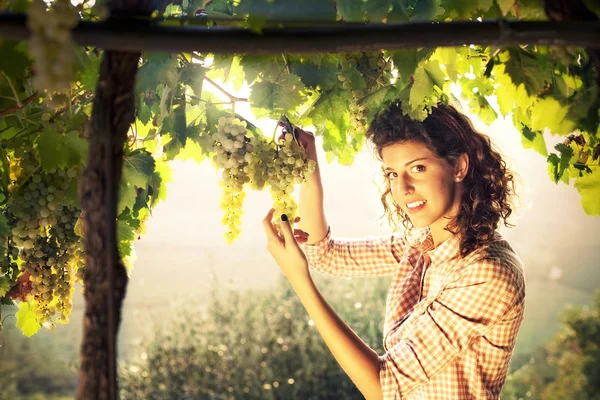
[405,200,427,213]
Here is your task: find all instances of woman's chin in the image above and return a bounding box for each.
[408,215,434,230]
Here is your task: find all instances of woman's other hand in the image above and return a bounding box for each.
[263,208,311,280]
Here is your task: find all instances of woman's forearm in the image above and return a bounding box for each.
[298,149,329,244]
[288,272,384,400]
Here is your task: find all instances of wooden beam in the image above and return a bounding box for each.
[0,13,599,53]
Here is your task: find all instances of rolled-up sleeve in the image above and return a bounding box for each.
[298,226,406,277]
[378,257,525,398]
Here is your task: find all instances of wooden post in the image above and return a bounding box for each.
[76,49,140,400]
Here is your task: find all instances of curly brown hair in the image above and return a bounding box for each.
[366,102,517,258]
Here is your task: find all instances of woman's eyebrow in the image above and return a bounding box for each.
[383,157,430,171]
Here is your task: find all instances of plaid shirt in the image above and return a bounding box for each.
[299,227,526,400]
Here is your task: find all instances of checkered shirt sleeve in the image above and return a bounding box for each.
[298,226,405,277]
[379,255,526,399]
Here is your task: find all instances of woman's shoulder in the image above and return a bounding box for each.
[479,232,521,264]
[459,232,525,283]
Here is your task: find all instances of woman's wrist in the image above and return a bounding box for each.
[305,146,318,162]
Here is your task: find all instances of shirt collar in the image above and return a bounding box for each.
[417,231,462,265]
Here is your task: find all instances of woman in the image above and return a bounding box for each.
[262,102,526,400]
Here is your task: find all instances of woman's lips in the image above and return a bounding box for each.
[405,200,426,214]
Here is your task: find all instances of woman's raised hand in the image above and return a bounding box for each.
[277,123,317,161]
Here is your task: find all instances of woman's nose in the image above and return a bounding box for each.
[398,174,414,195]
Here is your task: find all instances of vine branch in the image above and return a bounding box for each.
[203,75,248,102]
[0,92,39,117]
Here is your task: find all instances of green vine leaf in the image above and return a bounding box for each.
[497,0,515,15]
[208,55,245,92]
[408,60,446,119]
[117,219,136,260]
[136,53,179,94]
[530,97,576,135]
[503,48,549,97]
[441,0,494,18]
[411,0,445,21]
[0,276,11,298]
[0,212,9,237]
[239,55,282,84]
[335,0,364,21]
[36,129,88,171]
[249,73,306,119]
[180,63,207,98]
[289,55,339,91]
[118,150,156,214]
[15,301,41,337]
[0,40,30,78]
[75,48,101,93]
[574,168,600,216]
[391,48,434,83]
[521,126,548,157]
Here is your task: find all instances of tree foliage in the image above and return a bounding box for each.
[0,0,598,339]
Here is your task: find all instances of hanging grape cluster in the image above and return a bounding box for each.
[337,52,393,136]
[267,133,315,224]
[204,117,316,243]
[27,0,79,106]
[5,133,84,329]
[207,117,253,243]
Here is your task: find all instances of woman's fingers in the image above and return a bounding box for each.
[264,208,307,245]
[262,208,283,246]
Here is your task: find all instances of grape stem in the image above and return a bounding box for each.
[281,53,292,74]
[367,55,391,90]
[298,91,323,121]
[272,120,279,142]
[203,75,248,103]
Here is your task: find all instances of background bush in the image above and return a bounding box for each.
[119,274,390,400]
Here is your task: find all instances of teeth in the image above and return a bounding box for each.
[406,200,426,209]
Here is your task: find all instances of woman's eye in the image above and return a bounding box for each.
[385,171,398,180]
[411,165,426,173]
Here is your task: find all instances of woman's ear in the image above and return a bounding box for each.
[454,153,469,182]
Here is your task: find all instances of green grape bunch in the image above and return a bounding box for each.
[203,116,315,243]
[337,51,393,136]
[27,0,79,105]
[6,141,84,330]
[209,116,253,243]
[267,132,316,225]
[245,138,277,191]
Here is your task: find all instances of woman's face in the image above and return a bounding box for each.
[380,141,466,237]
